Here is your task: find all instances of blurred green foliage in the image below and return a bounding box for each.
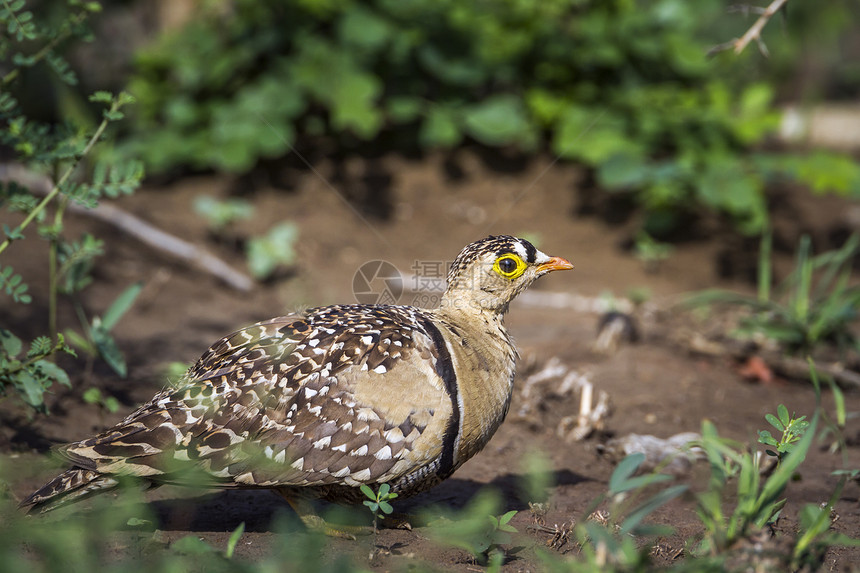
[123,0,860,235]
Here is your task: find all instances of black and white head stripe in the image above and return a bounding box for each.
[446,235,551,283]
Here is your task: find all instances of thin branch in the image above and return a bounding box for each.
[0,99,115,257]
[709,0,789,57]
[0,163,255,292]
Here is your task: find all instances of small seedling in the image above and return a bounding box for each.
[360,483,398,536]
[633,231,673,273]
[246,222,299,280]
[82,387,120,414]
[757,404,810,466]
[425,490,518,569]
[194,196,253,232]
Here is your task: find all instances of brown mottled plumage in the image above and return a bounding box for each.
[21,236,572,530]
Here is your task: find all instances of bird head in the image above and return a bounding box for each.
[441,235,573,314]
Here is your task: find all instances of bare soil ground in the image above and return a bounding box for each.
[3,150,860,571]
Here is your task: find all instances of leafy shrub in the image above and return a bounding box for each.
[0,1,144,411]
[123,0,860,235]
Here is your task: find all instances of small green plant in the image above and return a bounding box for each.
[194,196,254,233]
[425,489,518,569]
[791,488,860,570]
[693,412,815,557]
[81,387,120,414]
[688,233,860,357]
[567,453,687,570]
[360,483,398,536]
[757,404,810,466]
[246,221,299,280]
[633,231,673,273]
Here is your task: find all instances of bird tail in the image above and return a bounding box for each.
[19,468,119,514]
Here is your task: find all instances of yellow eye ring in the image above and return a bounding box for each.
[493,254,527,279]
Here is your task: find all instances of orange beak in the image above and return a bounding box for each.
[536,256,574,274]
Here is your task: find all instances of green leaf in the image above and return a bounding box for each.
[619,484,687,535]
[765,413,784,432]
[15,370,45,407]
[553,107,637,164]
[89,91,114,103]
[826,376,846,427]
[777,404,790,428]
[497,510,517,533]
[608,453,645,494]
[462,95,535,148]
[757,430,776,446]
[82,387,101,404]
[359,484,375,500]
[91,320,127,378]
[337,6,392,53]
[598,153,652,190]
[0,329,22,357]
[34,360,70,388]
[64,329,95,355]
[387,97,421,123]
[101,283,143,331]
[328,71,382,139]
[420,106,462,148]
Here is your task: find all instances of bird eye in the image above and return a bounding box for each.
[493,255,526,279]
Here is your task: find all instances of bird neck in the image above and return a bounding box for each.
[438,286,510,317]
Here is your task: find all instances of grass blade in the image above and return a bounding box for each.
[758,231,772,304]
[793,236,812,324]
[225,521,245,559]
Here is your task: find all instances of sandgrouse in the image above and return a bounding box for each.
[21,235,572,532]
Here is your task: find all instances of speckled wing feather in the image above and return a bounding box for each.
[24,305,458,509]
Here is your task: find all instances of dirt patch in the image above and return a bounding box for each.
[3,150,860,570]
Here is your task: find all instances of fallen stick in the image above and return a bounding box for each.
[684,331,860,390]
[1,163,254,292]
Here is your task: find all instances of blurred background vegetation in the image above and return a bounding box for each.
[5,0,860,238]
